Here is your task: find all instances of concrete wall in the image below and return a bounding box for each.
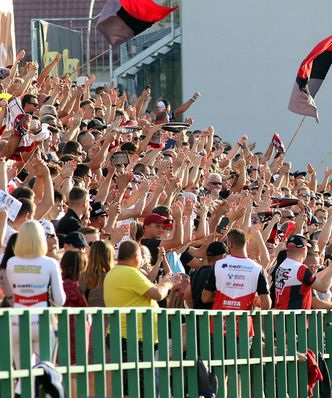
[181,0,332,175]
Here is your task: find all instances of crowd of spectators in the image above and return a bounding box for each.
[0,50,332,397]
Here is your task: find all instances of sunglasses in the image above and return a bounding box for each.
[299,193,310,198]
[46,233,56,239]
[29,102,38,107]
[209,182,222,186]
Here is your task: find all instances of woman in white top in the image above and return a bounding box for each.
[6,220,66,395]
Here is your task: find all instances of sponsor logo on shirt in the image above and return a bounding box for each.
[223,299,241,307]
[13,283,46,289]
[14,265,41,274]
[227,273,245,281]
[14,292,48,306]
[226,281,244,289]
[228,264,253,272]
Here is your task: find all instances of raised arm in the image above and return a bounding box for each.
[37,53,62,86]
[34,161,55,220]
[173,91,200,119]
[161,202,183,251]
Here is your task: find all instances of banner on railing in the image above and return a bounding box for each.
[36,20,83,79]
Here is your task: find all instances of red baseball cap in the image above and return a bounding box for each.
[144,214,168,226]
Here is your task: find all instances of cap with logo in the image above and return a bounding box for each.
[90,202,108,218]
[286,234,311,249]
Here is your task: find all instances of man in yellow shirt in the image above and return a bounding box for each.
[104,240,178,397]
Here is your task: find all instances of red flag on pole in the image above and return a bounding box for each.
[97,0,178,47]
[288,35,332,122]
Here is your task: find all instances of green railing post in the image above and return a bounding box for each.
[75,310,89,397]
[157,310,170,397]
[213,312,226,398]
[252,311,264,397]
[264,311,276,398]
[126,309,140,397]
[297,311,308,398]
[308,311,320,398]
[185,310,198,398]
[39,309,52,362]
[225,311,238,398]
[142,308,156,398]
[92,309,106,397]
[286,311,298,398]
[19,310,33,398]
[238,312,251,398]
[170,309,184,398]
[324,310,332,378]
[57,308,71,397]
[0,310,14,397]
[109,310,123,398]
[275,312,287,398]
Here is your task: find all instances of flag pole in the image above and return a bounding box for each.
[69,47,111,77]
[316,147,332,171]
[284,116,306,154]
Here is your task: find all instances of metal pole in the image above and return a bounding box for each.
[86,0,96,75]
[109,45,113,83]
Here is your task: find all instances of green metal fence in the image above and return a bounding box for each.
[0,308,331,398]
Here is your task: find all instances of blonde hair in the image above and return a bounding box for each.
[81,240,114,289]
[14,220,47,258]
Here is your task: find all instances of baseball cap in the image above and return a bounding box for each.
[39,219,56,236]
[90,202,108,218]
[294,171,307,178]
[76,75,88,86]
[143,213,168,226]
[87,118,107,130]
[0,67,10,80]
[206,241,228,257]
[156,100,166,110]
[286,234,311,249]
[64,231,88,248]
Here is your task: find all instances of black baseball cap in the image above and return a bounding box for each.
[293,171,307,178]
[87,118,107,130]
[90,202,108,218]
[64,232,88,248]
[286,234,311,249]
[206,241,228,257]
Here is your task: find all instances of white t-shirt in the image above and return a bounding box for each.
[6,256,66,308]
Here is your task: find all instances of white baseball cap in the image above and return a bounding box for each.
[156,100,166,110]
[39,219,56,236]
[76,75,88,86]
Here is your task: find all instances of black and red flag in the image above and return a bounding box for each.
[288,35,332,122]
[97,0,178,47]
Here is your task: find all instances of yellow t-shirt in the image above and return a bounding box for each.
[104,265,159,341]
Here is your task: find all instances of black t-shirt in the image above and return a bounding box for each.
[56,208,82,235]
[190,266,213,310]
[141,238,161,266]
[180,249,194,275]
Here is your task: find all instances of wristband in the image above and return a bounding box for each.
[237,142,244,149]
[252,168,258,171]
[111,104,116,107]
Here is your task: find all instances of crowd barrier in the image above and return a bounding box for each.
[0,308,331,397]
